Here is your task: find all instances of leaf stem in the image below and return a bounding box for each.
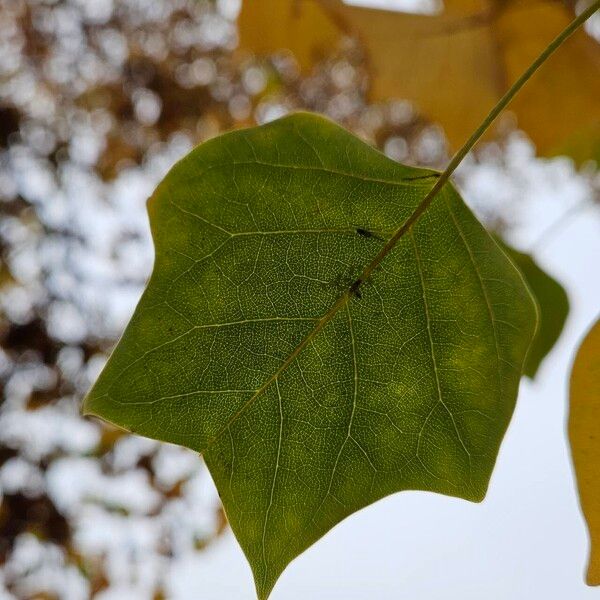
[356,0,600,287]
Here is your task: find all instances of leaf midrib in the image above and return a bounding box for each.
[202,177,443,453]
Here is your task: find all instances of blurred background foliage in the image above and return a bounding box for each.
[239,0,600,162]
[0,0,598,598]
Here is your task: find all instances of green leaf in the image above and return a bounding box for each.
[496,239,569,378]
[84,113,537,599]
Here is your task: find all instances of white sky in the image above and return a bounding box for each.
[343,0,442,14]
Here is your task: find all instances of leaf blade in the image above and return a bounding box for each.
[84,113,537,598]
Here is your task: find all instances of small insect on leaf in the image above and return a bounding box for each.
[356,227,383,240]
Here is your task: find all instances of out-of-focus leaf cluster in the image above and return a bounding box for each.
[239,0,600,163]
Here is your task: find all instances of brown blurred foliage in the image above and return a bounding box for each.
[239,0,600,163]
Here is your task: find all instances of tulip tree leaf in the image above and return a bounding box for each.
[84,113,537,599]
[496,239,569,378]
[569,318,600,586]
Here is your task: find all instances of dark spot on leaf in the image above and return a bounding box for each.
[350,278,363,299]
[356,228,382,240]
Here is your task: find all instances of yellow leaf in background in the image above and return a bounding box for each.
[238,0,600,162]
[569,318,600,586]
[239,0,340,69]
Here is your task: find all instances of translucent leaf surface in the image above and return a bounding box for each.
[569,318,600,586]
[84,113,537,598]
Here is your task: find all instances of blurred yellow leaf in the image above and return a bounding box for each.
[569,318,600,586]
[239,0,600,162]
